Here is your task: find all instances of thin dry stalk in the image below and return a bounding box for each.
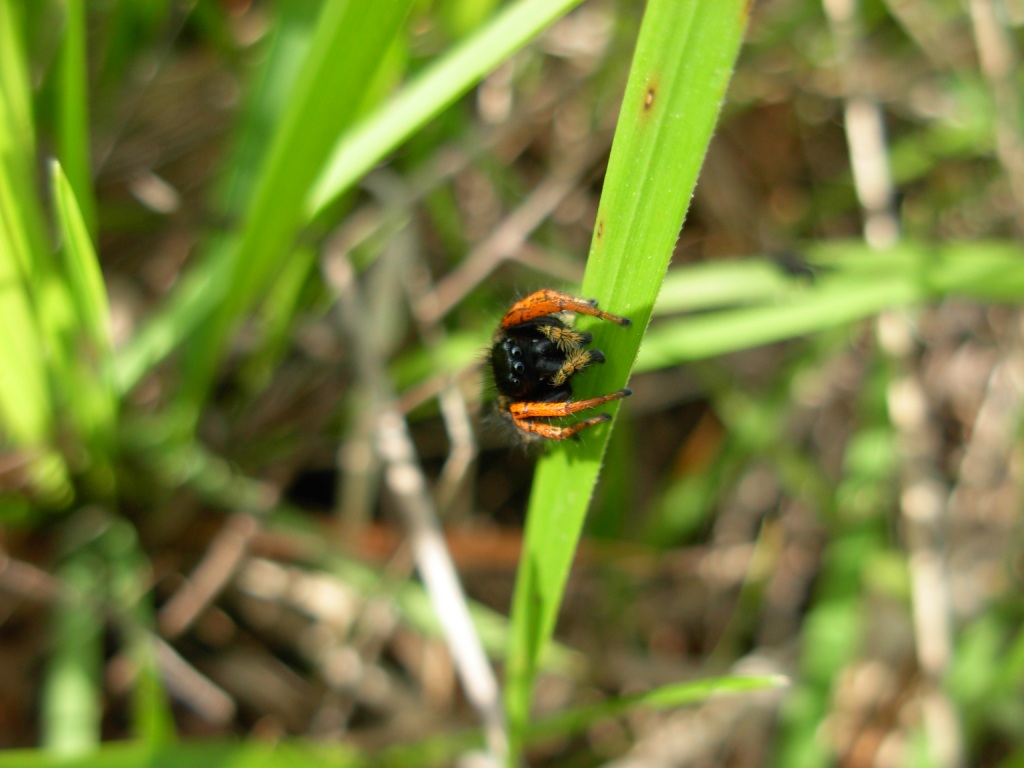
[322,240,507,763]
[823,0,963,764]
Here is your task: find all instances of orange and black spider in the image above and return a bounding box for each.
[489,289,632,441]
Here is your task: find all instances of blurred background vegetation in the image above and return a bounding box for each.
[2,0,1024,766]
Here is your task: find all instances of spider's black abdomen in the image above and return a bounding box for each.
[491,321,571,401]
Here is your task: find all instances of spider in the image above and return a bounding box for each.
[489,289,632,441]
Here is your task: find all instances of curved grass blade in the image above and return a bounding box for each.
[176,1,416,424]
[114,0,587,399]
[307,0,586,218]
[533,674,788,743]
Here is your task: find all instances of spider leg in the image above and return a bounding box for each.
[509,388,631,419]
[501,289,631,328]
[549,348,603,387]
[536,324,592,354]
[511,413,612,440]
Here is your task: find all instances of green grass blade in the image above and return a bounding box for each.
[176,0,415,423]
[0,0,73,506]
[637,241,1024,370]
[0,164,72,508]
[0,0,49,445]
[0,0,40,223]
[50,160,117,493]
[50,161,113,362]
[115,0,584,396]
[53,0,96,239]
[101,519,175,745]
[213,1,324,221]
[504,0,751,754]
[42,555,104,755]
[111,3,323,395]
[0,165,52,448]
[306,0,586,218]
[533,674,788,742]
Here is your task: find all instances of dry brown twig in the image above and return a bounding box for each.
[322,235,507,764]
[824,0,963,764]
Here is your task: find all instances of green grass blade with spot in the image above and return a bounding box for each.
[504,0,752,755]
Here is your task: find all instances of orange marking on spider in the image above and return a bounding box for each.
[489,290,632,442]
[506,414,613,441]
[508,389,632,419]
[500,289,631,329]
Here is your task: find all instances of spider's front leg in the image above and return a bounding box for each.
[500,289,631,329]
[548,348,604,387]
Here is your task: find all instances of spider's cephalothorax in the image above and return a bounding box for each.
[489,289,632,441]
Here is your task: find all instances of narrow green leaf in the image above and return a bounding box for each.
[0,0,74,506]
[638,242,1024,371]
[50,161,113,359]
[0,0,40,220]
[43,556,104,754]
[115,0,584,397]
[0,0,50,444]
[504,0,751,753]
[213,1,323,221]
[0,163,53,447]
[533,674,788,741]
[54,0,96,239]
[638,278,917,368]
[102,519,175,745]
[177,0,415,424]
[50,160,117,494]
[111,3,323,395]
[307,0,586,218]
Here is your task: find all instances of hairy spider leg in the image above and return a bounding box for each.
[511,413,612,440]
[549,348,604,387]
[535,324,592,354]
[507,388,631,440]
[500,289,631,329]
[508,388,632,419]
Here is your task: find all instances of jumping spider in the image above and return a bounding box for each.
[489,289,632,441]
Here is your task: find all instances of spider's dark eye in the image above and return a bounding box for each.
[506,341,525,378]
